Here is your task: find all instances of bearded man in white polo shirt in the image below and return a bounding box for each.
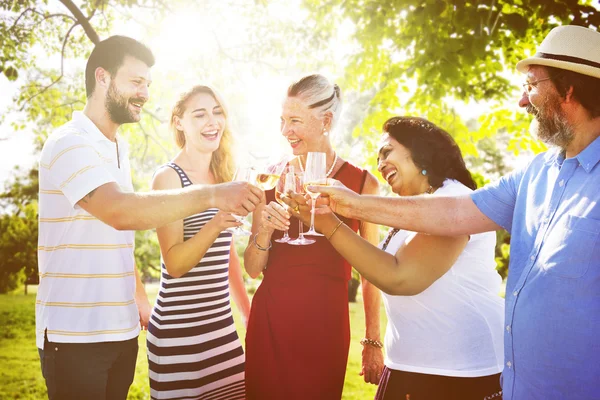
[37,36,262,400]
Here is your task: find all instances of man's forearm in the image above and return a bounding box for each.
[112,185,214,231]
[351,195,496,236]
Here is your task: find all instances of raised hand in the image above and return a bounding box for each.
[207,210,243,231]
[282,192,338,235]
[213,181,263,216]
[306,179,359,218]
[261,201,291,233]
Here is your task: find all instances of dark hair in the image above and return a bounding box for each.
[85,35,155,98]
[545,66,600,118]
[382,116,477,190]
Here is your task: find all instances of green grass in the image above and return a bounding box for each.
[0,285,385,399]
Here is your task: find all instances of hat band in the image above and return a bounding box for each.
[536,52,600,69]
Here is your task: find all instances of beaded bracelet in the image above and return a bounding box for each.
[253,233,272,251]
[326,220,344,240]
[360,338,383,348]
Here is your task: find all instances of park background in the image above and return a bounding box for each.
[1,0,599,398]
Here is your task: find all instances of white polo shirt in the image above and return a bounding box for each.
[36,111,139,349]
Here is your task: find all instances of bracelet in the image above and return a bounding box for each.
[253,233,272,251]
[360,338,383,348]
[326,220,344,240]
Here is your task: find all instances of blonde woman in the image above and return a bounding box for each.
[147,85,250,400]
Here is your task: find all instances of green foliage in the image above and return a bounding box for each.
[0,168,39,293]
[303,0,598,165]
[134,230,161,281]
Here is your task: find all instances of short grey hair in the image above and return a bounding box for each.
[287,74,342,130]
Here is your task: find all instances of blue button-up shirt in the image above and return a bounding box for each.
[471,136,600,400]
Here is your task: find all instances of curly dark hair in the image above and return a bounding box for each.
[382,116,476,190]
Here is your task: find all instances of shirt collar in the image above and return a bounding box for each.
[72,111,119,144]
[574,135,600,173]
[543,135,600,173]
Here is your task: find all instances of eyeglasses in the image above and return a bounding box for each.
[522,77,551,94]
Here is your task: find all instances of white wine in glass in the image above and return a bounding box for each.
[253,154,292,191]
[255,173,280,191]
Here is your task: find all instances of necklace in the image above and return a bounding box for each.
[298,152,338,177]
[382,228,400,251]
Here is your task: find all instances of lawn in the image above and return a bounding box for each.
[0,284,386,399]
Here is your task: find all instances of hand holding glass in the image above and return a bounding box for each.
[287,171,315,246]
[227,167,254,236]
[274,166,295,243]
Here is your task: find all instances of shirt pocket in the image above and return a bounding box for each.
[540,215,600,279]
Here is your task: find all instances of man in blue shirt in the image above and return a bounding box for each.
[304,25,600,399]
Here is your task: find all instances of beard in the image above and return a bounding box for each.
[105,81,143,124]
[527,93,574,150]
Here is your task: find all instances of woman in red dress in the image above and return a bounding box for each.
[243,74,383,399]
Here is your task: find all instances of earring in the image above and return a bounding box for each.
[421,169,427,176]
[323,130,329,137]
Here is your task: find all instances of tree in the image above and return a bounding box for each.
[0,167,39,293]
[303,0,599,157]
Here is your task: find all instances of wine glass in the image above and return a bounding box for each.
[274,166,295,243]
[287,171,316,246]
[254,155,292,191]
[226,167,254,236]
[303,152,327,236]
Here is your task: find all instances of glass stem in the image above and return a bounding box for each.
[298,219,304,239]
[309,193,319,231]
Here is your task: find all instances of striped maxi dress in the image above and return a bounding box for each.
[147,163,245,400]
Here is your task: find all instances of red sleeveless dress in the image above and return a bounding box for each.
[245,162,367,400]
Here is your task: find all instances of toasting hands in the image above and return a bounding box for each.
[213,181,264,216]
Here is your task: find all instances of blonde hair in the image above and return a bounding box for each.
[170,85,234,183]
[287,74,343,130]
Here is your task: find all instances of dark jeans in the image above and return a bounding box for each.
[38,334,138,400]
[374,367,502,400]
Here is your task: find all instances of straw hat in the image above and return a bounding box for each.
[516,25,600,79]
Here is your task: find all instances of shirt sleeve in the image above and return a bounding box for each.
[470,168,525,232]
[44,134,116,207]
